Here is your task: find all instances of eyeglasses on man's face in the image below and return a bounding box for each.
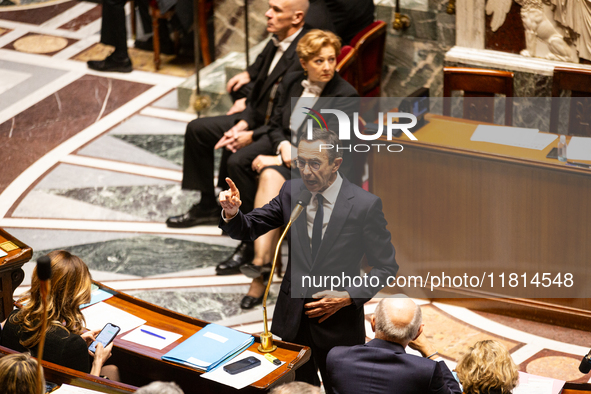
[294,158,322,171]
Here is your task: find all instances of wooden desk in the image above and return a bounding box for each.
[97,283,310,393]
[369,114,591,329]
[0,346,137,393]
[0,228,31,321]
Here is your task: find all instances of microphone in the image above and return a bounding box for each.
[36,255,52,394]
[259,189,312,353]
[290,190,312,222]
[37,255,51,281]
[580,350,591,374]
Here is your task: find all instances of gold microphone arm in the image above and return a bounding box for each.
[258,202,306,353]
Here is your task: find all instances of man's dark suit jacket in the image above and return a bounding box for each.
[238,29,308,137]
[305,0,375,45]
[326,339,463,394]
[220,178,398,349]
[260,70,360,181]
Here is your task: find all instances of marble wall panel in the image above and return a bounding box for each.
[377,3,455,98]
[213,0,269,60]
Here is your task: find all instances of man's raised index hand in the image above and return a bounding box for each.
[219,177,242,219]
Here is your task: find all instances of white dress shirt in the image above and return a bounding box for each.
[268,27,303,76]
[306,173,343,249]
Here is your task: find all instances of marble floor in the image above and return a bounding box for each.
[1,0,591,388]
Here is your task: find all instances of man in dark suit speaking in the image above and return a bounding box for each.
[219,128,398,393]
[326,298,462,394]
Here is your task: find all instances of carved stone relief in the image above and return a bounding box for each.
[486,0,582,63]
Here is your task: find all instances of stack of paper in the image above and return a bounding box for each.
[81,302,146,334]
[162,323,254,372]
[567,136,591,161]
[513,371,565,394]
[470,125,557,150]
[202,350,284,389]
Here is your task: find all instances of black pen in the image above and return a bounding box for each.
[566,161,591,169]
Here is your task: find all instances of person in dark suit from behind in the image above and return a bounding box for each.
[0,353,43,394]
[456,340,519,394]
[236,29,359,309]
[305,0,375,45]
[326,298,462,394]
[166,0,310,277]
[219,128,399,393]
[1,251,117,379]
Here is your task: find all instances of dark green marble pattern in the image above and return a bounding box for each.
[32,235,234,276]
[46,185,200,222]
[133,290,277,322]
[113,135,185,167]
[112,134,223,173]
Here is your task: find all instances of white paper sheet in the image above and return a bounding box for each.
[512,371,565,394]
[567,136,591,161]
[81,302,146,334]
[201,350,283,390]
[53,384,103,393]
[470,125,556,150]
[120,325,183,350]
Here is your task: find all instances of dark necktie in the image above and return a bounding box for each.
[312,194,324,260]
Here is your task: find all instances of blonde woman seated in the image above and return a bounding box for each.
[1,250,117,379]
[456,340,519,394]
[0,353,43,394]
[237,29,359,309]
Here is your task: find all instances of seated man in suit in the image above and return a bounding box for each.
[166,0,310,275]
[326,298,462,394]
[219,128,399,393]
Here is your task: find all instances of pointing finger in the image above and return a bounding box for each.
[226,178,238,193]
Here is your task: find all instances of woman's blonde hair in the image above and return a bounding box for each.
[456,340,519,394]
[296,29,341,62]
[11,250,92,348]
[0,353,44,394]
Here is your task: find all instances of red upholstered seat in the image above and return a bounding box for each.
[349,21,387,97]
[336,45,358,90]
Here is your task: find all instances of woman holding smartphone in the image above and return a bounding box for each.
[1,250,117,379]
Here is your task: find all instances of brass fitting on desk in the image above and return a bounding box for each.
[393,12,411,31]
[446,0,455,14]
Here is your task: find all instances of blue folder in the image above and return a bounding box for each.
[162,323,254,371]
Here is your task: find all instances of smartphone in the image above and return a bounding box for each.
[89,323,120,353]
[223,356,261,375]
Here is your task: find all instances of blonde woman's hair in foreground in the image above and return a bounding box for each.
[0,353,44,394]
[296,29,341,61]
[456,340,519,394]
[11,250,92,348]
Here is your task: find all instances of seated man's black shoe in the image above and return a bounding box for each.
[240,294,263,309]
[240,262,272,279]
[87,54,132,73]
[216,241,254,275]
[166,203,219,228]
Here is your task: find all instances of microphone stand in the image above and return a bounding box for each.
[258,193,310,352]
[258,219,293,353]
[37,279,49,394]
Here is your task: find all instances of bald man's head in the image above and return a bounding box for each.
[290,0,309,15]
[374,298,422,345]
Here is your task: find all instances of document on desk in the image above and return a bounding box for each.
[567,136,591,161]
[79,285,114,309]
[471,125,557,150]
[512,371,564,394]
[81,302,146,334]
[201,350,283,389]
[121,325,183,350]
[53,384,104,393]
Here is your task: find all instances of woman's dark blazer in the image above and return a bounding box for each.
[261,70,359,178]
